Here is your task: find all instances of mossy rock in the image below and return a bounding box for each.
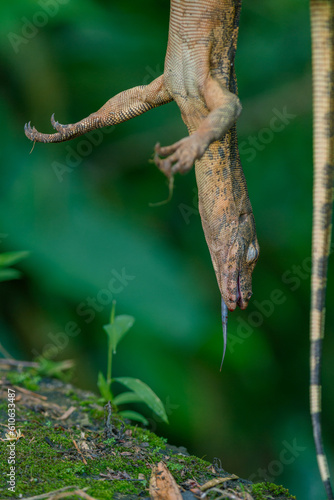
[0,362,296,499]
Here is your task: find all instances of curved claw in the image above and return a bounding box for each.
[50,113,67,133]
[220,297,228,371]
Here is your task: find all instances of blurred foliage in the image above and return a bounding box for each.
[0,251,29,282]
[0,1,333,499]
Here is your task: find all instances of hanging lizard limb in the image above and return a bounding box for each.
[25,75,173,143]
[310,1,334,499]
[24,1,259,361]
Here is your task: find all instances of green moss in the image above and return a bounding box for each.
[0,372,219,499]
[131,425,167,449]
[0,368,294,500]
[6,370,41,391]
[79,400,95,407]
[90,407,105,420]
[252,482,296,500]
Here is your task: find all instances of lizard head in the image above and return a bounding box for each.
[213,211,259,368]
[211,211,260,312]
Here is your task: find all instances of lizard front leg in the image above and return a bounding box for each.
[25,75,173,144]
[154,78,241,177]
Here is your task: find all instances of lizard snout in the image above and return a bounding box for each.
[223,273,252,311]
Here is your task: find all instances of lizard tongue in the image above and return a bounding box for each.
[220,273,241,369]
[220,297,228,371]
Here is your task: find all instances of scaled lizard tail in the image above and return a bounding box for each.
[310,1,334,499]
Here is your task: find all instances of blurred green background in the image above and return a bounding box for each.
[1,1,333,498]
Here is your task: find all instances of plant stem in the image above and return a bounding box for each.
[107,341,112,389]
[107,301,116,388]
[110,300,116,325]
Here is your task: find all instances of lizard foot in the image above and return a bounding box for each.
[24,114,70,143]
[154,134,206,177]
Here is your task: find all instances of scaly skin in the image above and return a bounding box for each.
[24,2,259,326]
[310,1,334,498]
[160,1,259,311]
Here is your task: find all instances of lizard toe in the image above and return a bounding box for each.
[171,157,193,175]
[154,154,172,178]
[51,113,68,133]
[24,122,38,141]
[158,140,182,156]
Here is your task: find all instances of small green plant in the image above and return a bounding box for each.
[97,302,169,426]
[0,251,29,282]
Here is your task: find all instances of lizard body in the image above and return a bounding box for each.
[24,0,259,317]
[310,1,334,498]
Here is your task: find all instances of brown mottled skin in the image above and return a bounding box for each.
[25,0,259,316]
[309,1,334,499]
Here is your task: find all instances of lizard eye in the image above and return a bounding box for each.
[246,244,258,263]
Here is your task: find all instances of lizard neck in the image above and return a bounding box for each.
[195,128,252,234]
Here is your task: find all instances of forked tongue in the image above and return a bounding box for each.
[220,297,228,371]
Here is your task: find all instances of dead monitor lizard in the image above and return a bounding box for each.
[24,0,260,363]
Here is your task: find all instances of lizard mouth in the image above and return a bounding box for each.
[236,274,241,305]
[226,273,248,311]
[236,274,248,310]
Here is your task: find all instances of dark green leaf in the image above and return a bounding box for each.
[113,391,144,406]
[115,377,168,424]
[119,410,149,425]
[103,315,135,353]
[0,251,29,268]
[0,269,22,282]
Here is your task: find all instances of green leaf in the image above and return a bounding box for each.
[97,371,113,402]
[103,315,135,353]
[0,268,22,282]
[0,251,29,268]
[119,410,149,426]
[113,391,144,406]
[115,377,168,424]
